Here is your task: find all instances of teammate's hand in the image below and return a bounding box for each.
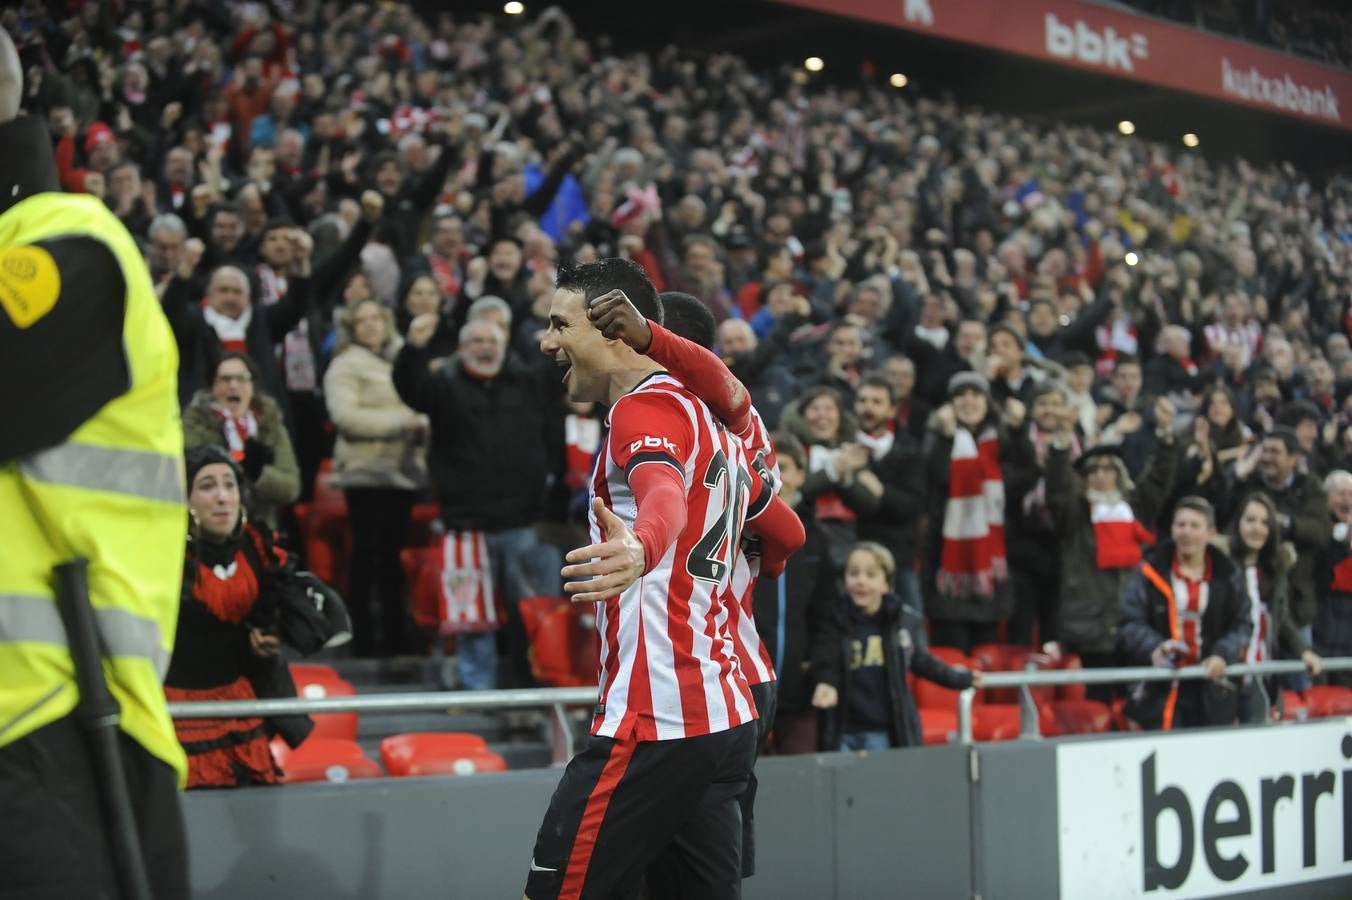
[562,498,646,603]
[1202,655,1227,680]
[360,189,384,224]
[587,289,653,352]
[811,683,838,709]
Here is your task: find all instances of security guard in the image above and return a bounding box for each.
[0,29,189,899]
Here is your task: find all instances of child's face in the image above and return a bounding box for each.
[845,551,889,609]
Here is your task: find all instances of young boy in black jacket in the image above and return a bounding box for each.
[816,542,982,751]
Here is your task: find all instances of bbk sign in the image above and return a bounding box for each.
[1057,721,1352,897]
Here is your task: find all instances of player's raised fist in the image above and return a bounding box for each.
[588,289,653,352]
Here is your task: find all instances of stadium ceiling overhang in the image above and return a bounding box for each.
[771,0,1352,132]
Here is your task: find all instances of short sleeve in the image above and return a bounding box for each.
[608,392,696,486]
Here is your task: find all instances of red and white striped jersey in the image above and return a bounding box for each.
[727,403,779,686]
[589,373,768,741]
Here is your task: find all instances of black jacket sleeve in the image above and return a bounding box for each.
[391,342,442,414]
[1,236,130,460]
[262,274,312,339]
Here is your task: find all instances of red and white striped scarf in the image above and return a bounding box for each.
[439,530,499,633]
[210,403,258,462]
[1243,564,1270,665]
[1090,497,1155,570]
[1170,557,1210,665]
[564,413,602,491]
[1095,315,1138,378]
[937,427,1006,598]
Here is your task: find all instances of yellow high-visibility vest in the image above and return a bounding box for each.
[0,192,188,783]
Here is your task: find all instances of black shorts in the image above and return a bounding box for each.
[525,721,757,900]
[0,715,188,900]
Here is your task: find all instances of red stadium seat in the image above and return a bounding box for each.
[1303,685,1352,718]
[1054,653,1087,702]
[914,648,977,712]
[379,733,506,777]
[972,704,1021,742]
[1280,690,1310,721]
[1048,699,1112,735]
[290,666,358,741]
[519,597,600,687]
[270,738,382,784]
[969,643,1008,673]
[288,663,340,684]
[918,707,957,745]
[293,470,352,592]
[409,502,442,546]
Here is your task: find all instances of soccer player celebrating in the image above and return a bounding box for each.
[524,260,805,900]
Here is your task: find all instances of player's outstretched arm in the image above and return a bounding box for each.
[589,290,751,434]
[562,466,688,603]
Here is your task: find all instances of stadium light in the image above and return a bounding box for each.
[1182,132,1200,148]
[889,73,909,88]
[1118,120,1136,136]
[1125,251,1140,266]
[504,1,525,14]
[804,57,825,73]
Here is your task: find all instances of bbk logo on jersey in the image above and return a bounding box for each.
[629,435,680,455]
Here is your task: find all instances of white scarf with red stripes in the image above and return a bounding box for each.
[1089,495,1155,570]
[210,403,258,462]
[937,427,1006,598]
[439,530,499,633]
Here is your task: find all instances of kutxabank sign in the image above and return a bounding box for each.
[773,0,1352,130]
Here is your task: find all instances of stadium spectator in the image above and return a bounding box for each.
[1315,471,1352,687]
[752,433,843,755]
[851,374,927,613]
[164,447,311,789]
[1220,491,1323,722]
[815,542,981,751]
[393,315,563,688]
[324,299,429,657]
[1227,427,1331,634]
[783,386,881,570]
[922,372,1034,652]
[182,352,300,531]
[1118,497,1253,730]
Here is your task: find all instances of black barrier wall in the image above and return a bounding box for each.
[182,727,1352,899]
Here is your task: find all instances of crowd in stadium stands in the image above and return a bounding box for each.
[1120,0,1352,68]
[9,0,1352,760]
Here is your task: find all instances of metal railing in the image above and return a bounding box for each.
[165,659,1352,760]
[956,657,1352,745]
[169,687,598,764]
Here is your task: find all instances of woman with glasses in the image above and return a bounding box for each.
[183,352,300,530]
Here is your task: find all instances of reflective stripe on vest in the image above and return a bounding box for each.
[0,593,171,678]
[20,442,183,505]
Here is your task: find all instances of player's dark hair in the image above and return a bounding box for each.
[556,258,663,325]
[658,292,716,350]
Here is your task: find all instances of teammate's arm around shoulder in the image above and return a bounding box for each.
[589,289,752,434]
[743,473,806,578]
